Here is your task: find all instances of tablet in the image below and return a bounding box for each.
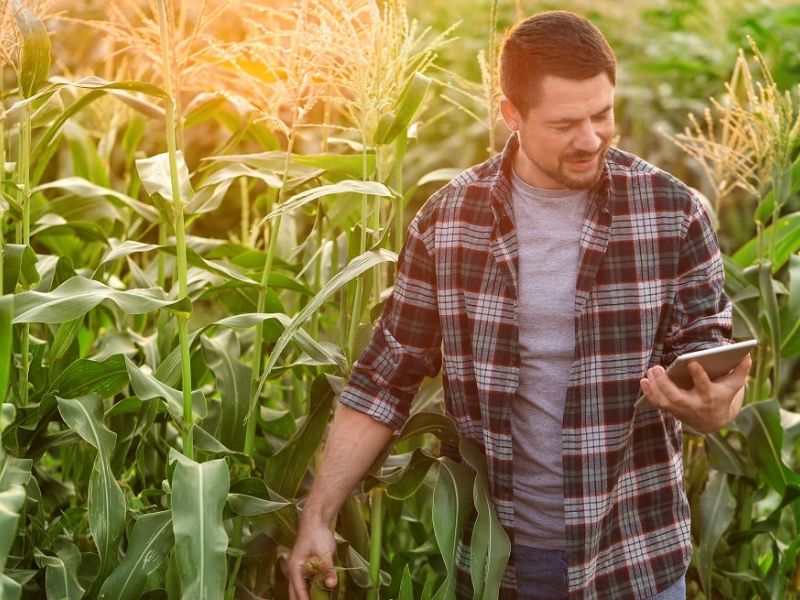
[666,339,757,389]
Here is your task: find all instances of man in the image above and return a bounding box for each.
[288,10,750,600]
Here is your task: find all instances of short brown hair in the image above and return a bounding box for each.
[499,11,616,114]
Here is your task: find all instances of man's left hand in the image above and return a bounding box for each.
[639,354,752,434]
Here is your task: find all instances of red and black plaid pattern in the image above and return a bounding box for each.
[340,134,731,599]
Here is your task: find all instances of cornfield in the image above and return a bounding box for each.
[0,0,798,598]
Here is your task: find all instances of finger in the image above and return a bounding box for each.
[641,369,669,409]
[732,353,752,378]
[289,574,308,600]
[289,561,309,600]
[643,366,685,409]
[715,353,752,389]
[687,361,712,396]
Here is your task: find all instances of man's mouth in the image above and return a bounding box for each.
[563,154,598,170]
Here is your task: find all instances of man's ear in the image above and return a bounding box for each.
[499,96,520,132]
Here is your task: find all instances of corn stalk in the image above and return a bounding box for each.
[157,0,194,459]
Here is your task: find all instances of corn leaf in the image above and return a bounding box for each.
[186,178,233,215]
[754,158,800,222]
[364,448,437,499]
[150,313,343,391]
[2,244,39,294]
[200,332,251,452]
[0,299,11,405]
[255,249,397,397]
[213,313,344,368]
[36,194,122,228]
[0,487,25,600]
[227,493,290,516]
[205,151,376,180]
[0,454,32,490]
[97,240,160,267]
[198,162,282,189]
[34,177,159,222]
[432,458,474,600]
[460,439,510,600]
[421,575,435,600]
[30,217,109,243]
[758,263,782,376]
[739,401,800,494]
[264,374,335,498]
[296,152,379,177]
[183,92,231,128]
[345,545,390,588]
[696,471,735,596]
[152,329,204,388]
[780,255,800,357]
[706,433,747,477]
[374,72,431,145]
[7,76,167,120]
[397,565,414,600]
[30,83,165,184]
[125,357,207,424]
[31,91,115,185]
[192,425,249,461]
[98,511,173,600]
[12,276,191,323]
[337,496,370,559]
[0,404,26,600]
[49,317,83,363]
[97,241,258,287]
[34,541,85,600]
[49,354,129,400]
[56,395,126,578]
[169,450,230,600]
[396,411,461,447]
[416,168,462,188]
[732,212,800,271]
[136,152,195,205]
[15,3,51,98]
[244,497,299,548]
[260,180,393,224]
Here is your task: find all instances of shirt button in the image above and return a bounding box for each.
[511,356,519,366]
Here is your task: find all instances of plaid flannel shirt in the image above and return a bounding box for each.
[339,134,732,599]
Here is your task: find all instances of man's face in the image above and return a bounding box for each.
[500,72,615,190]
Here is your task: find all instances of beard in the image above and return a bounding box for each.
[536,143,609,190]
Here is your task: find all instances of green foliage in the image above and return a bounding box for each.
[57,395,126,582]
[98,511,173,600]
[169,450,230,600]
[0,300,12,405]
[15,4,51,98]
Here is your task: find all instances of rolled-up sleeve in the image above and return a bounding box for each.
[339,210,443,430]
[663,198,733,365]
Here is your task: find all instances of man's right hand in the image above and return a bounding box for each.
[284,405,395,600]
[287,516,338,600]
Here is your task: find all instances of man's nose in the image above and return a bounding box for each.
[573,121,602,153]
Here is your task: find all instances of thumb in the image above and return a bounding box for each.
[324,571,338,589]
[319,552,337,589]
[718,353,752,388]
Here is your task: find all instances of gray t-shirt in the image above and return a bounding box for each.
[510,170,587,550]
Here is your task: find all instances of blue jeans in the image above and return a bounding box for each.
[514,545,686,599]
